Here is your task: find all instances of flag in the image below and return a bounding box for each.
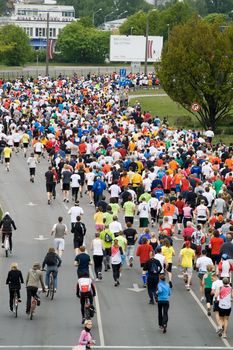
[147,40,153,59]
[48,39,55,60]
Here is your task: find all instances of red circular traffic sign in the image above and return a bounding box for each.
[191,102,201,112]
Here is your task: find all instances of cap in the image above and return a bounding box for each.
[222,254,228,260]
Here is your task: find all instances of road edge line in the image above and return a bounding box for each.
[189,289,230,348]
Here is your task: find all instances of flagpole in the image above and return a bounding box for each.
[45,11,49,77]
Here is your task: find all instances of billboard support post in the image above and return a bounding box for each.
[144,16,149,76]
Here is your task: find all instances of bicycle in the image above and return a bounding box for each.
[4,234,10,257]
[12,289,19,318]
[29,290,41,320]
[84,296,95,321]
[46,271,55,300]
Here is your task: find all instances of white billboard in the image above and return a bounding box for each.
[110,35,163,62]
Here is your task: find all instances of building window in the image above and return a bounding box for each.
[24,27,33,37]
[62,11,74,17]
[35,27,46,37]
[49,28,56,37]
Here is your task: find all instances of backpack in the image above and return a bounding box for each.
[104,233,113,243]
[150,260,160,274]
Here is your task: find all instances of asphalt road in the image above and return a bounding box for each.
[0,151,233,350]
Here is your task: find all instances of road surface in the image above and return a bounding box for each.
[0,151,232,350]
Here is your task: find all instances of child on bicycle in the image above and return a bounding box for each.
[6,262,24,312]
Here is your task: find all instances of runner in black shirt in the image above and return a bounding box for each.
[45,166,54,205]
[123,222,138,268]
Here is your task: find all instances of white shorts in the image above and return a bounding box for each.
[183,267,193,277]
[54,238,65,251]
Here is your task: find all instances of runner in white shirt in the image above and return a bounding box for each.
[148,195,159,227]
[211,274,223,331]
[70,171,81,202]
[196,250,213,302]
[85,169,95,204]
[33,140,44,162]
[109,217,122,237]
[91,232,104,281]
[109,182,121,202]
[68,202,84,230]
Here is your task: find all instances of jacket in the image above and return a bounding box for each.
[157,280,171,301]
[6,270,24,289]
[26,268,45,289]
[0,214,16,232]
[42,252,62,269]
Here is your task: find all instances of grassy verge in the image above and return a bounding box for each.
[129,88,166,95]
[130,95,233,145]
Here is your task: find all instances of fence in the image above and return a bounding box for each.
[0,65,149,79]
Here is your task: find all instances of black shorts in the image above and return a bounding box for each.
[166,263,172,273]
[73,239,83,249]
[63,183,70,191]
[46,183,53,193]
[14,142,19,147]
[218,307,231,317]
[173,219,177,224]
[177,214,183,223]
[211,254,221,265]
[87,185,93,191]
[213,300,219,312]
[30,168,35,176]
[65,149,71,154]
[125,216,134,224]
[79,181,84,186]
[141,263,145,268]
[204,288,213,305]
[35,151,41,155]
[4,158,10,163]
[23,143,29,148]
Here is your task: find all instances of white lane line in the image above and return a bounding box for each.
[189,289,231,348]
[86,247,105,347]
[89,268,105,347]
[0,346,232,349]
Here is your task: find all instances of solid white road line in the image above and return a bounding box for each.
[189,289,230,348]
[0,346,232,349]
[90,268,105,347]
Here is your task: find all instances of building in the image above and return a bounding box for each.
[99,18,127,31]
[145,0,171,5]
[0,0,75,49]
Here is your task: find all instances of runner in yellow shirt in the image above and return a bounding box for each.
[21,132,30,158]
[3,146,12,172]
[162,239,175,288]
[178,241,195,291]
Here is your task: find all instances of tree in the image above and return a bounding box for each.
[57,22,110,63]
[119,2,195,40]
[57,0,152,26]
[159,18,233,131]
[0,25,32,66]
[203,13,229,24]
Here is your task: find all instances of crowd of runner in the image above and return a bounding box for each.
[1,72,233,344]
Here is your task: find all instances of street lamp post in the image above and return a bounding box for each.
[144,15,149,76]
[92,8,102,26]
[45,11,49,77]
[144,9,157,76]
[117,10,128,19]
[104,8,118,24]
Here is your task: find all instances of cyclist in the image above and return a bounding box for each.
[6,262,24,312]
[51,216,68,257]
[0,212,17,253]
[76,274,96,324]
[42,247,62,292]
[25,262,45,314]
